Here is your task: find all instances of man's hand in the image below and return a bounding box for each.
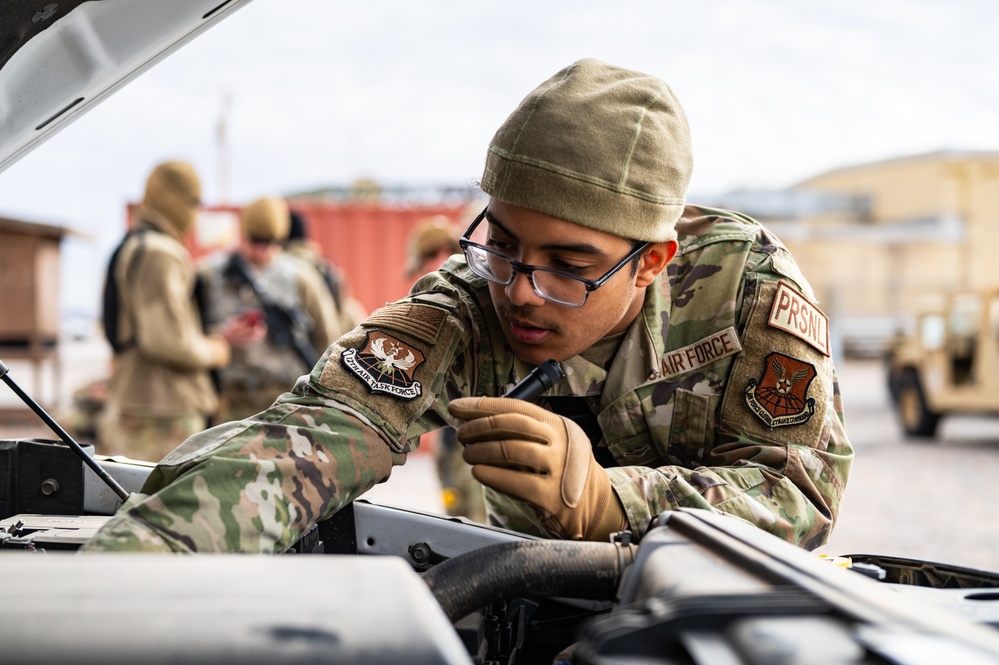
[448,396,626,541]
[218,310,267,348]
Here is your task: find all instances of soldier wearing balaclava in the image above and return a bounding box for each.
[100,161,231,462]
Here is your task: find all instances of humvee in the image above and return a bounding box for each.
[5,3,999,663]
[887,289,999,438]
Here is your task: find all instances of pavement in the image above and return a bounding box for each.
[817,358,999,572]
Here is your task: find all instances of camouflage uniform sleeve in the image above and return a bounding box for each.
[610,215,854,551]
[82,286,476,553]
[79,404,403,553]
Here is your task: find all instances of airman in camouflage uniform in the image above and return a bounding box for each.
[82,59,852,554]
[197,197,343,422]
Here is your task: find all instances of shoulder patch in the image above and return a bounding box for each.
[744,352,817,428]
[363,303,447,344]
[767,280,830,356]
[341,331,427,400]
[720,279,831,444]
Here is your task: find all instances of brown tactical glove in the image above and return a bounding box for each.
[449,396,626,541]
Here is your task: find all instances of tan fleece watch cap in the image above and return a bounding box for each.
[241,197,291,241]
[405,217,461,277]
[481,58,693,243]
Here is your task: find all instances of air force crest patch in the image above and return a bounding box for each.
[744,352,816,428]
[342,331,426,400]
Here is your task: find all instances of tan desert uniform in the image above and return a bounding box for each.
[285,237,366,333]
[100,162,230,462]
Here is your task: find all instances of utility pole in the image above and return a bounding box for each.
[216,91,232,204]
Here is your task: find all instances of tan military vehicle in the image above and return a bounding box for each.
[887,289,999,437]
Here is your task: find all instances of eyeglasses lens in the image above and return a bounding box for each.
[464,245,586,307]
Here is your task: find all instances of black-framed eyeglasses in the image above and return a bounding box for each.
[247,235,280,246]
[458,207,650,308]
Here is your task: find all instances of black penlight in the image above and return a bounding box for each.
[504,359,565,401]
[0,358,130,502]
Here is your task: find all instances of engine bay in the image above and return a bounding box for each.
[4,435,999,664]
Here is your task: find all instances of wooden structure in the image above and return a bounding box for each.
[0,216,68,411]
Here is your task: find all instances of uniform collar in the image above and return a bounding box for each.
[134,208,183,242]
[513,272,671,407]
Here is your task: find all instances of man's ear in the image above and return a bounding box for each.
[635,240,678,287]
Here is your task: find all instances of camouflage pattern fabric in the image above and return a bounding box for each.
[98,411,207,464]
[82,205,853,554]
[198,250,342,421]
[217,384,292,423]
[59,377,109,446]
[285,239,367,333]
[433,427,487,523]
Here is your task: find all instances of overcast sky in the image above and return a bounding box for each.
[1,0,996,320]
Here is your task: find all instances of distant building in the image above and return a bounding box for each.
[703,150,999,357]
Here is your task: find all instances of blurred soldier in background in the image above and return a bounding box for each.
[198,196,343,422]
[285,208,366,333]
[405,217,487,523]
[403,216,463,283]
[99,161,246,461]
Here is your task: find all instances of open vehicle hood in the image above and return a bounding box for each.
[0,0,254,174]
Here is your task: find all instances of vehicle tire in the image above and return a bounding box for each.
[896,369,940,438]
[885,363,901,403]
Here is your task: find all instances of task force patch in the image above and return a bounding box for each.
[744,352,817,429]
[342,331,426,400]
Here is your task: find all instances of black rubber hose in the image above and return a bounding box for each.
[421,539,636,623]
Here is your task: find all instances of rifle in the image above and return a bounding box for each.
[224,253,320,371]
